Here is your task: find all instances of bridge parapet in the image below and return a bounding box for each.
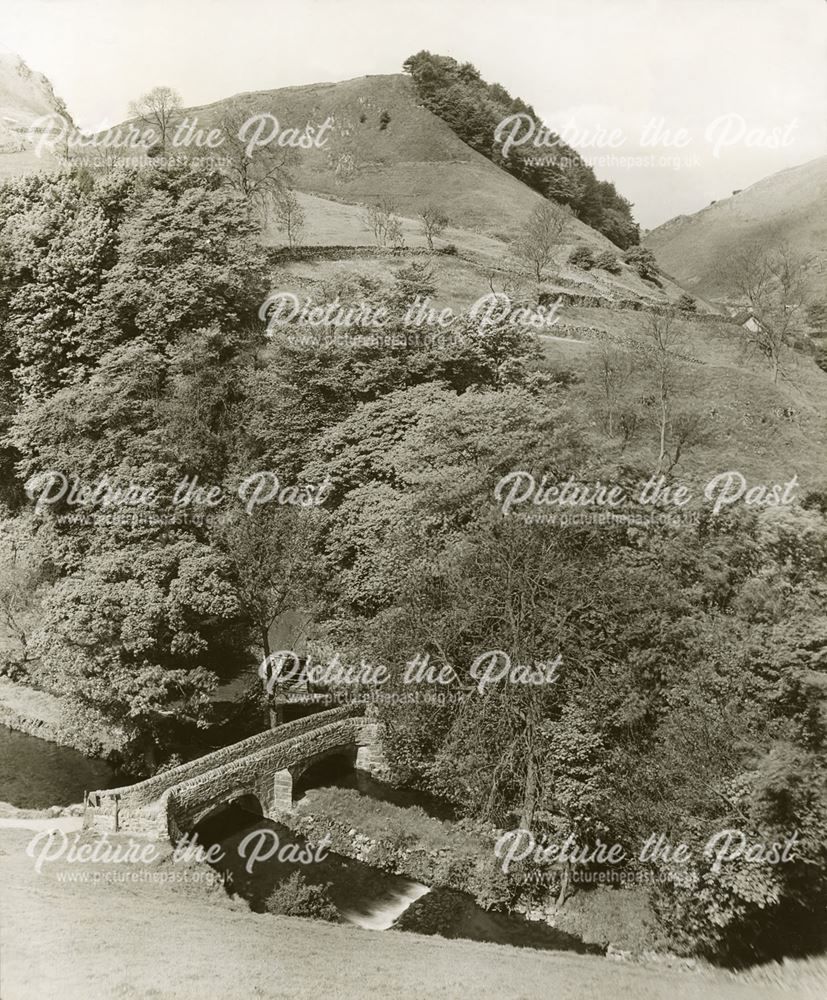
[83,705,364,835]
[165,714,374,839]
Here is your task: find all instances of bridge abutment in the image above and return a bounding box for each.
[355,721,391,779]
[270,769,294,814]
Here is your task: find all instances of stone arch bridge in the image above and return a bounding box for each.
[83,705,386,841]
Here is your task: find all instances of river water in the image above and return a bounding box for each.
[194,802,595,952]
[0,724,123,808]
[0,723,596,954]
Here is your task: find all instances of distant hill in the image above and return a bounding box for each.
[0,53,72,177]
[645,156,827,303]
[0,57,703,312]
[172,73,618,247]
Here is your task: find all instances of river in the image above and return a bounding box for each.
[0,724,124,808]
[194,757,597,953]
[0,723,596,954]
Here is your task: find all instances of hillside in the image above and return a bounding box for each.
[537,306,827,490]
[645,156,827,303]
[174,73,600,244]
[0,58,702,313]
[0,826,805,1000]
[134,74,706,310]
[274,192,704,313]
[0,53,72,177]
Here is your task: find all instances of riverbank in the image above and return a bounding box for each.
[1,825,812,1000]
[0,678,124,759]
[286,786,659,956]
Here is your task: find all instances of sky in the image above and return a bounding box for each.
[1,0,825,228]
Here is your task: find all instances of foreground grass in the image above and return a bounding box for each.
[1,827,817,1000]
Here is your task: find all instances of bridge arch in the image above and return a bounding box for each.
[187,788,265,830]
[84,708,389,839]
[291,745,358,785]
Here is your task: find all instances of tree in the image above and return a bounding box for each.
[591,336,636,437]
[216,504,316,679]
[402,51,640,247]
[128,86,182,150]
[419,204,449,251]
[361,197,404,248]
[389,260,436,321]
[624,247,660,282]
[511,201,571,299]
[638,310,705,474]
[36,540,239,770]
[2,164,268,767]
[594,249,621,274]
[568,245,595,270]
[362,196,405,247]
[0,519,52,673]
[273,188,305,247]
[213,100,293,221]
[731,242,811,384]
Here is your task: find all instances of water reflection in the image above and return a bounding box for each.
[0,724,124,808]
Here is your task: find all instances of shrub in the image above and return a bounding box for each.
[623,247,660,281]
[677,292,698,313]
[594,250,621,273]
[651,747,827,965]
[568,246,595,270]
[265,872,340,922]
[379,110,391,130]
[441,243,458,255]
[465,855,513,911]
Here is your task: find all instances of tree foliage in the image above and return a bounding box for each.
[403,51,640,248]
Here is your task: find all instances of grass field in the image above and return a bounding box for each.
[1,825,820,1000]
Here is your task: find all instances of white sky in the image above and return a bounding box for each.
[1,0,825,227]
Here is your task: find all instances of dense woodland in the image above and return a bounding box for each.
[0,163,825,964]
[403,51,641,248]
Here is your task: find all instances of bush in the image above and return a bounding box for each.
[650,747,827,965]
[0,651,29,682]
[441,243,458,255]
[568,246,595,270]
[623,247,660,282]
[677,292,698,313]
[465,855,513,911]
[379,110,391,130]
[594,250,621,273]
[265,872,340,922]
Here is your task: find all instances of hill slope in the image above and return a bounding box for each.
[0,53,72,177]
[173,73,623,247]
[645,156,827,302]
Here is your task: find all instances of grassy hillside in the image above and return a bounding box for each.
[0,826,812,1000]
[538,306,827,489]
[270,193,710,313]
[645,156,827,302]
[162,73,623,246]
